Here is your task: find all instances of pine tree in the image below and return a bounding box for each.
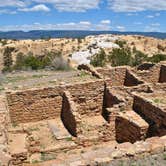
[3,47,15,71]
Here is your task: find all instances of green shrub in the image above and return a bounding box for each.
[14,51,70,71]
[23,54,42,70]
[132,50,148,66]
[0,39,7,46]
[14,52,45,70]
[2,47,15,72]
[108,47,133,66]
[14,52,26,70]
[90,49,106,67]
[115,40,127,48]
[147,54,166,63]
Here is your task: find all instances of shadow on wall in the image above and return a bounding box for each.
[124,70,144,86]
[61,92,77,137]
[133,95,166,138]
[159,65,166,83]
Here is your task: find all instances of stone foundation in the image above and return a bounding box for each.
[4,62,166,165]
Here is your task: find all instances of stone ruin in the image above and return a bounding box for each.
[1,61,166,165]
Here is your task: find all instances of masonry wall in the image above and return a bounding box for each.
[61,91,78,137]
[7,87,63,124]
[124,70,143,86]
[102,87,123,120]
[96,67,127,86]
[66,80,105,117]
[136,64,161,83]
[133,95,166,136]
[115,116,147,143]
[7,80,105,124]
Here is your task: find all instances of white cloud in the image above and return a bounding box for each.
[108,0,166,12]
[79,21,91,25]
[116,26,125,31]
[0,0,101,13]
[0,21,111,31]
[146,15,155,18]
[144,26,160,32]
[100,20,111,24]
[144,23,161,32]
[151,23,160,26]
[32,0,101,12]
[19,4,50,12]
[126,13,138,16]
[0,9,17,14]
[146,12,161,18]
[0,0,26,7]
[134,22,142,25]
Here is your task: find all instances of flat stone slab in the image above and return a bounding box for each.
[0,152,11,165]
[118,110,149,128]
[48,119,71,140]
[84,115,106,126]
[8,133,27,155]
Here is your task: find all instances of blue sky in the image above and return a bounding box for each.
[0,0,166,32]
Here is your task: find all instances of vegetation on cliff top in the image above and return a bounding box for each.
[2,49,70,72]
[90,40,166,67]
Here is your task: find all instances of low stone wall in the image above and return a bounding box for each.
[25,135,166,165]
[102,87,124,120]
[7,87,62,124]
[136,64,161,84]
[115,111,149,143]
[97,67,143,87]
[7,80,105,124]
[124,69,144,86]
[61,91,81,137]
[133,95,166,137]
[66,80,105,117]
[77,64,102,79]
[96,67,127,86]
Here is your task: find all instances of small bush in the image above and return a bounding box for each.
[90,49,106,67]
[115,40,127,48]
[2,47,15,72]
[14,51,70,71]
[108,47,133,67]
[147,54,166,63]
[23,54,42,70]
[132,50,148,66]
[14,52,26,70]
[0,39,7,46]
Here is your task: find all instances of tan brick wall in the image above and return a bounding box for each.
[7,87,63,124]
[97,67,127,86]
[7,80,105,124]
[133,95,166,136]
[137,64,161,84]
[66,80,105,116]
[115,116,148,143]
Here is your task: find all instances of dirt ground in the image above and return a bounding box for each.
[0,70,96,94]
[109,152,166,166]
